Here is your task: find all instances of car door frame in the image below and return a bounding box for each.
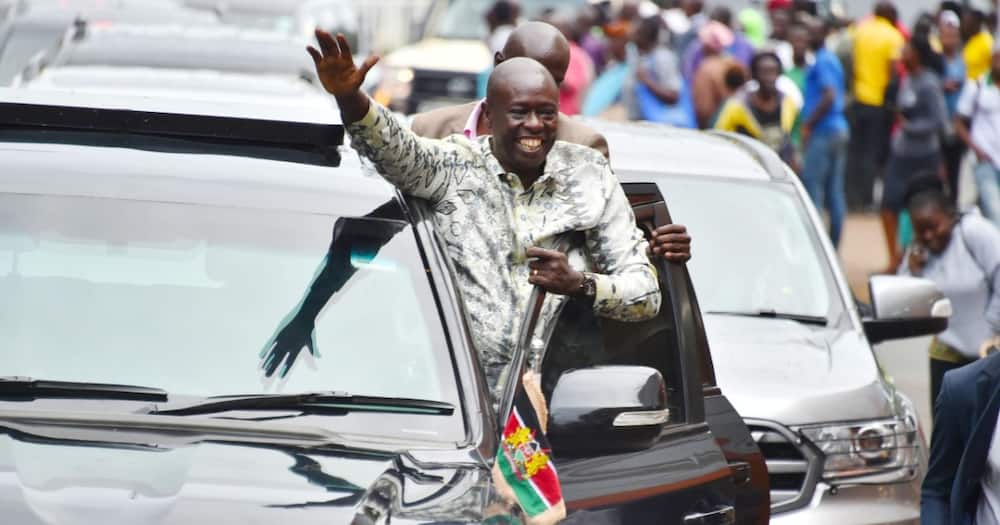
[507,182,738,524]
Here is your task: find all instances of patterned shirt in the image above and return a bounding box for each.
[347,102,661,393]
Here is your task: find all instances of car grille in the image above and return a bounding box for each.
[747,419,821,514]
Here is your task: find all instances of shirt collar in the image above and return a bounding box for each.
[478,139,575,188]
[463,99,486,139]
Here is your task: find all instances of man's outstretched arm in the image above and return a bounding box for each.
[309,30,472,204]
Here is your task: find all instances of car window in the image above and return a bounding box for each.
[537,291,687,426]
[659,176,840,320]
[0,193,458,407]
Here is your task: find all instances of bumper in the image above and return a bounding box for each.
[771,479,921,525]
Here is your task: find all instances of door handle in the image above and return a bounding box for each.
[684,506,735,525]
[728,460,752,486]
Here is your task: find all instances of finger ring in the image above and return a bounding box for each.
[531,269,538,277]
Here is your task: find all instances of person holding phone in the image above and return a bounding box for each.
[897,176,1000,407]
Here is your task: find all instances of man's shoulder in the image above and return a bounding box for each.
[556,114,610,159]
[550,139,609,166]
[410,101,480,138]
[960,214,1000,248]
[942,354,1000,400]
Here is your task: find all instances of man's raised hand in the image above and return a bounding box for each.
[307,29,378,98]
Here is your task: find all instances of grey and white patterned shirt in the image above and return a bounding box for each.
[347,102,661,393]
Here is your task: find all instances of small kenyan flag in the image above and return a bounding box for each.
[491,373,566,525]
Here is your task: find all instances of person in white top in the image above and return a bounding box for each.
[954,45,1000,228]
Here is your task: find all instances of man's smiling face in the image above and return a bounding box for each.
[484,58,560,178]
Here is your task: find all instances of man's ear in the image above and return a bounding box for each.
[494,51,505,67]
[482,100,492,131]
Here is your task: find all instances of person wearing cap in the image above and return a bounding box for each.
[691,21,742,128]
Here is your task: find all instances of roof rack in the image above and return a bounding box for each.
[0,100,345,167]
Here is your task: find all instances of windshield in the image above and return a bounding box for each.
[659,176,839,320]
[0,193,456,405]
[434,0,585,40]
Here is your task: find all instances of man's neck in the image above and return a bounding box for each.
[488,138,544,189]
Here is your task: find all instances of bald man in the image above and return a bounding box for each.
[305,29,660,397]
[410,21,609,158]
[411,21,693,264]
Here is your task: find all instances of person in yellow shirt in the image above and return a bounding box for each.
[715,51,799,166]
[847,1,904,211]
[962,7,995,80]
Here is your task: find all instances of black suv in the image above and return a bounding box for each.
[0,90,767,524]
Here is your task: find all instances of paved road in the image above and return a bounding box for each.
[839,213,934,434]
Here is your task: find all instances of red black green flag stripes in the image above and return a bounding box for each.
[492,376,566,524]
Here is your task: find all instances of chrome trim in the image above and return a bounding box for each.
[684,505,735,525]
[612,409,671,427]
[746,418,822,515]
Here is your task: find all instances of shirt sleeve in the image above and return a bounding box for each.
[655,49,683,92]
[345,101,476,204]
[586,167,661,322]
[962,217,1000,334]
[713,100,747,134]
[955,80,977,119]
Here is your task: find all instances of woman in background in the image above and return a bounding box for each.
[898,177,1000,407]
[881,36,949,271]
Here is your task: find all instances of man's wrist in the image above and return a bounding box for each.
[572,271,596,299]
[335,91,371,125]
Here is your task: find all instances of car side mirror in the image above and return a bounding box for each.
[547,366,668,456]
[862,275,952,344]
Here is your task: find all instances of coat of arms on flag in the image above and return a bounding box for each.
[491,371,566,525]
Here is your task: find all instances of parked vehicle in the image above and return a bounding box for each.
[0,89,764,524]
[0,0,218,85]
[375,0,585,114]
[589,119,950,524]
[18,66,337,115]
[15,23,317,86]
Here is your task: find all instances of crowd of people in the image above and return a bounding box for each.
[483,0,999,260]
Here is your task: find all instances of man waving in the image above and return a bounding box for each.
[301,30,661,398]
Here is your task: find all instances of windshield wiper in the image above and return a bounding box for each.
[705,310,828,326]
[152,392,454,417]
[0,377,168,401]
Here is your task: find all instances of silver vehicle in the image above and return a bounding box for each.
[590,120,951,524]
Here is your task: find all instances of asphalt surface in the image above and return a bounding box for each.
[840,213,934,434]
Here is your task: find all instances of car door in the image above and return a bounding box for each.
[514,185,738,524]
[626,182,770,525]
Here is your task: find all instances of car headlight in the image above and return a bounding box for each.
[373,66,414,109]
[796,413,921,484]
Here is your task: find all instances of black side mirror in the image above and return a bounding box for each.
[862,275,952,344]
[547,366,669,455]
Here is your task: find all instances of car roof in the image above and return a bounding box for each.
[21,66,334,115]
[13,0,218,27]
[50,24,313,77]
[583,119,779,182]
[0,88,396,216]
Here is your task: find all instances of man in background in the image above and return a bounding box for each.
[847,1,904,211]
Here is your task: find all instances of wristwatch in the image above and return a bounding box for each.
[578,272,597,299]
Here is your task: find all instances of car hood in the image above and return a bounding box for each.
[383,39,492,74]
[704,315,895,425]
[0,417,497,524]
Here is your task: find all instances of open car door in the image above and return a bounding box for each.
[511,183,758,524]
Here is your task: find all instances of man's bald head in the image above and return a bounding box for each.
[486,56,558,102]
[497,21,571,84]
[483,57,560,177]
